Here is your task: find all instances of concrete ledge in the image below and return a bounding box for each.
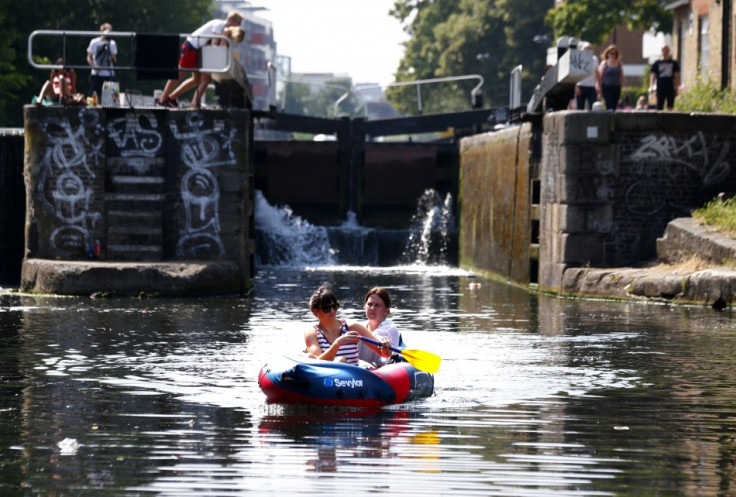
[562,266,736,308]
[657,217,736,265]
[20,259,245,296]
[557,217,736,308]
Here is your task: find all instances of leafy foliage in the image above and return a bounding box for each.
[693,196,736,238]
[546,0,673,44]
[675,76,736,114]
[0,0,213,127]
[386,0,549,116]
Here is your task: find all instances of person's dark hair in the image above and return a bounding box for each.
[364,287,391,309]
[309,284,341,309]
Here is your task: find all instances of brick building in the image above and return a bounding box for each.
[667,0,734,91]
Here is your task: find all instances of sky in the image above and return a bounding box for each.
[254,0,409,88]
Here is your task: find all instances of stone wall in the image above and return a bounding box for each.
[22,106,252,293]
[458,111,736,294]
[539,111,736,293]
[0,129,25,285]
[458,123,534,283]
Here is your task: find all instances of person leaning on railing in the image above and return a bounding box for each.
[188,25,244,108]
[155,10,244,108]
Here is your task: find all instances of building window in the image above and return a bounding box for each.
[699,15,709,73]
[678,16,686,73]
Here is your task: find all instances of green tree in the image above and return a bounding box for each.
[546,0,673,44]
[278,78,364,118]
[278,80,314,116]
[387,0,548,115]
[0,3,28,117]
[0,0,213,127]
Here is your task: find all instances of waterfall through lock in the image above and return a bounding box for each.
[254,189,455,268]
[253,191,336,267]
[401,189,455,266]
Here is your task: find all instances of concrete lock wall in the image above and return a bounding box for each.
[22,106,252,294]
[0,129,25,285]
[459,123,534,283]
[459,110,736,294]
[539,111,736,293]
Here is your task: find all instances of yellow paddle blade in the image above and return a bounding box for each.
[399,348,442,373]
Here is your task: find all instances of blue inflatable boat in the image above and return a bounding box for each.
[258,355,435,407]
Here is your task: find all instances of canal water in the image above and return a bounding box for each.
[2,195,736,496]
[2,266,736,496]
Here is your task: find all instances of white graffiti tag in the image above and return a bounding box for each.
[170,113,237,259]
[37,110,103,255]
[107,112,162,158]
[630,132,731,186]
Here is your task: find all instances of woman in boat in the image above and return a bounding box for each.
[304,285,391,365]
[359,287,403,367]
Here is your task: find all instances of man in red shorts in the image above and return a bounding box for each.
[156,10,244,108]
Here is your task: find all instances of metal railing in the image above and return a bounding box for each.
[277,78,351,114]
[28,29,235,73]
[509,65,523,109]
[333,74,485,117]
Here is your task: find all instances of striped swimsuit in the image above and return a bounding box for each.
[315,320,359,365]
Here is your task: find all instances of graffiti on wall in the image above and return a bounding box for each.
[107,112,163,171]
[629,131,731,186]
[37,111,103,256]
[619,131,733,216]
[169,113,237,259]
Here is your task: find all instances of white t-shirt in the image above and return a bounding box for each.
[87,36,117,77]
[577,54,599,88]
[358,317,401,366]
[187,19,226,49]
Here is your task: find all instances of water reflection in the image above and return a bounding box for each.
[1,267,736,495]
[258,408,419,473]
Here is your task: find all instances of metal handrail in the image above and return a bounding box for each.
[27,29,234,73]
[333,74,485,117]
[277,78,351,113]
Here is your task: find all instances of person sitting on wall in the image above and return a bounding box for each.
[34,58,77,105]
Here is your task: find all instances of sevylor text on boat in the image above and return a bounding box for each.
[258,355,435,407]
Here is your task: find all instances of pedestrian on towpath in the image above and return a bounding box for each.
[649,45,680,110]
[596,44,625,111]
[575,42,599,110]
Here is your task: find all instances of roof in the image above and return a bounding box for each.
[665,0,690,11]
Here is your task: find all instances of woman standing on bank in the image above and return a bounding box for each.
[304,285,391,365]
[596,45,625,111]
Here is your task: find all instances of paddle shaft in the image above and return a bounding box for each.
[359,336,401,354]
